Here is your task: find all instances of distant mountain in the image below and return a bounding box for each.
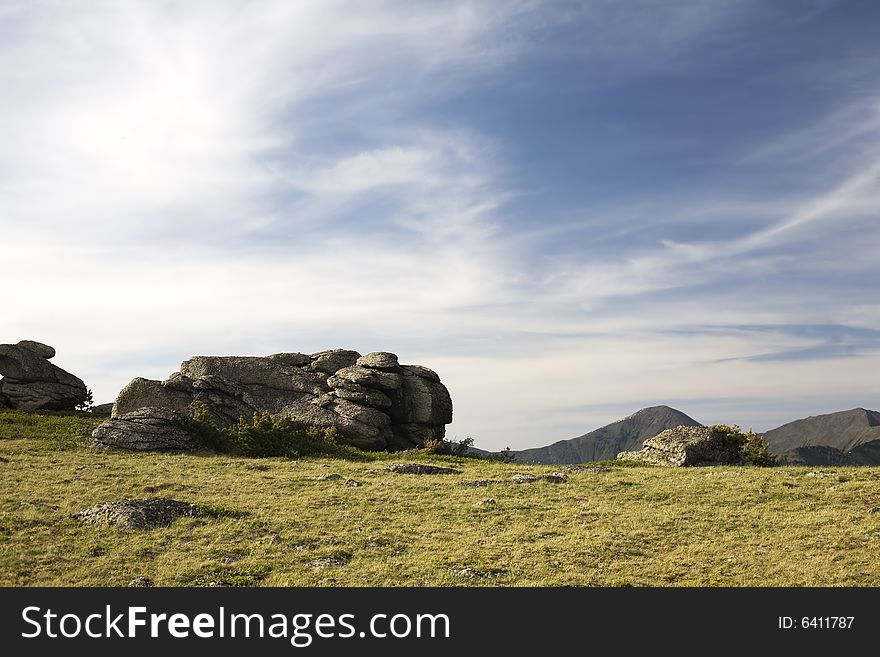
[763,408,880,464]
[776,445,856,466]
[512,405,702,465]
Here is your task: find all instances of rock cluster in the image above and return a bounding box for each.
[0,341,89,411]
[617,425,746,466]
[100,349,452,452]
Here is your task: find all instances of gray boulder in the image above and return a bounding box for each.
[617,425,746,466]
[388,463,462,475]
[16,340,56,359]
[0,341,89,411]
[102,349,452,452]
[92,407,205,452]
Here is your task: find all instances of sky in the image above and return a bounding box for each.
[1,0,879,450]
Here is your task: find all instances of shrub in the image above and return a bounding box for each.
[421,435,475,456]
[188,402,362,459]
[711,424,777,467]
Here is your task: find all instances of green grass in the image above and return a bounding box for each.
[2,409,880,586]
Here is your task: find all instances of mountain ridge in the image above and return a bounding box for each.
[473,405,880,466]
[762,407,880,463]
[512,405,702,465]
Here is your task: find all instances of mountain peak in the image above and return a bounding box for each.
[763,407,880,455]
[514,405,700,465]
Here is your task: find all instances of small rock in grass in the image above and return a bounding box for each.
[128,576,154,587]
[510,472,567,484]
[387,463,461,475]
[73,498,197,530]
[559,464,610,473]
[308,556,349,570]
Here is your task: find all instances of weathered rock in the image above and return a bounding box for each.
[128,576,154,587]
[0,341,88,411]
[112,377,191,417]
[617,425,747,466]
[73,498,197,529]
[308,349,361,374]
[334,365,401,391]
[266,352,312,367]
[327,375,393,408]
[510,473,568,484]
[16,340,56,359]
[356,352,399,370]
[105,349,451,452]
[92,407,205,452]
[387,463,462,475]
[279,399,390,450]
[389,366,453,425]
[558,464,611,473]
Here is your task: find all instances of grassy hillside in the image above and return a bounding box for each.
[2,409,880,587]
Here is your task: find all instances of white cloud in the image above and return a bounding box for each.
[2,1,879,450]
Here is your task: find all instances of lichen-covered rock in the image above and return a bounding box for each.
[92,407,204,452]
[387,463,461,475]
[73,498,197,529]
[327,375,393,408]
[0,341,88,411]
[106,349,452,452]
[334,365,401,390]
[617,425,746,466]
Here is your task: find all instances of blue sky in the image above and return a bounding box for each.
[2,1,879,449]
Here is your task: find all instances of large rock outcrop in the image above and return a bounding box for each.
[617,425,746,466]
[100,349,452,452]
[0,341,89,411]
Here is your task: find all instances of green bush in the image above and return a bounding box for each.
[711,424,777,467]
[422,435,475,456]
[188,402,363,459]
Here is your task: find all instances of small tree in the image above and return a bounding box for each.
[75,388,94,412]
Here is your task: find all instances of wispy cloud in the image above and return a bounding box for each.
[2,1,879,449]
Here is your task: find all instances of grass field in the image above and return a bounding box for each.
[2,409,880,587]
